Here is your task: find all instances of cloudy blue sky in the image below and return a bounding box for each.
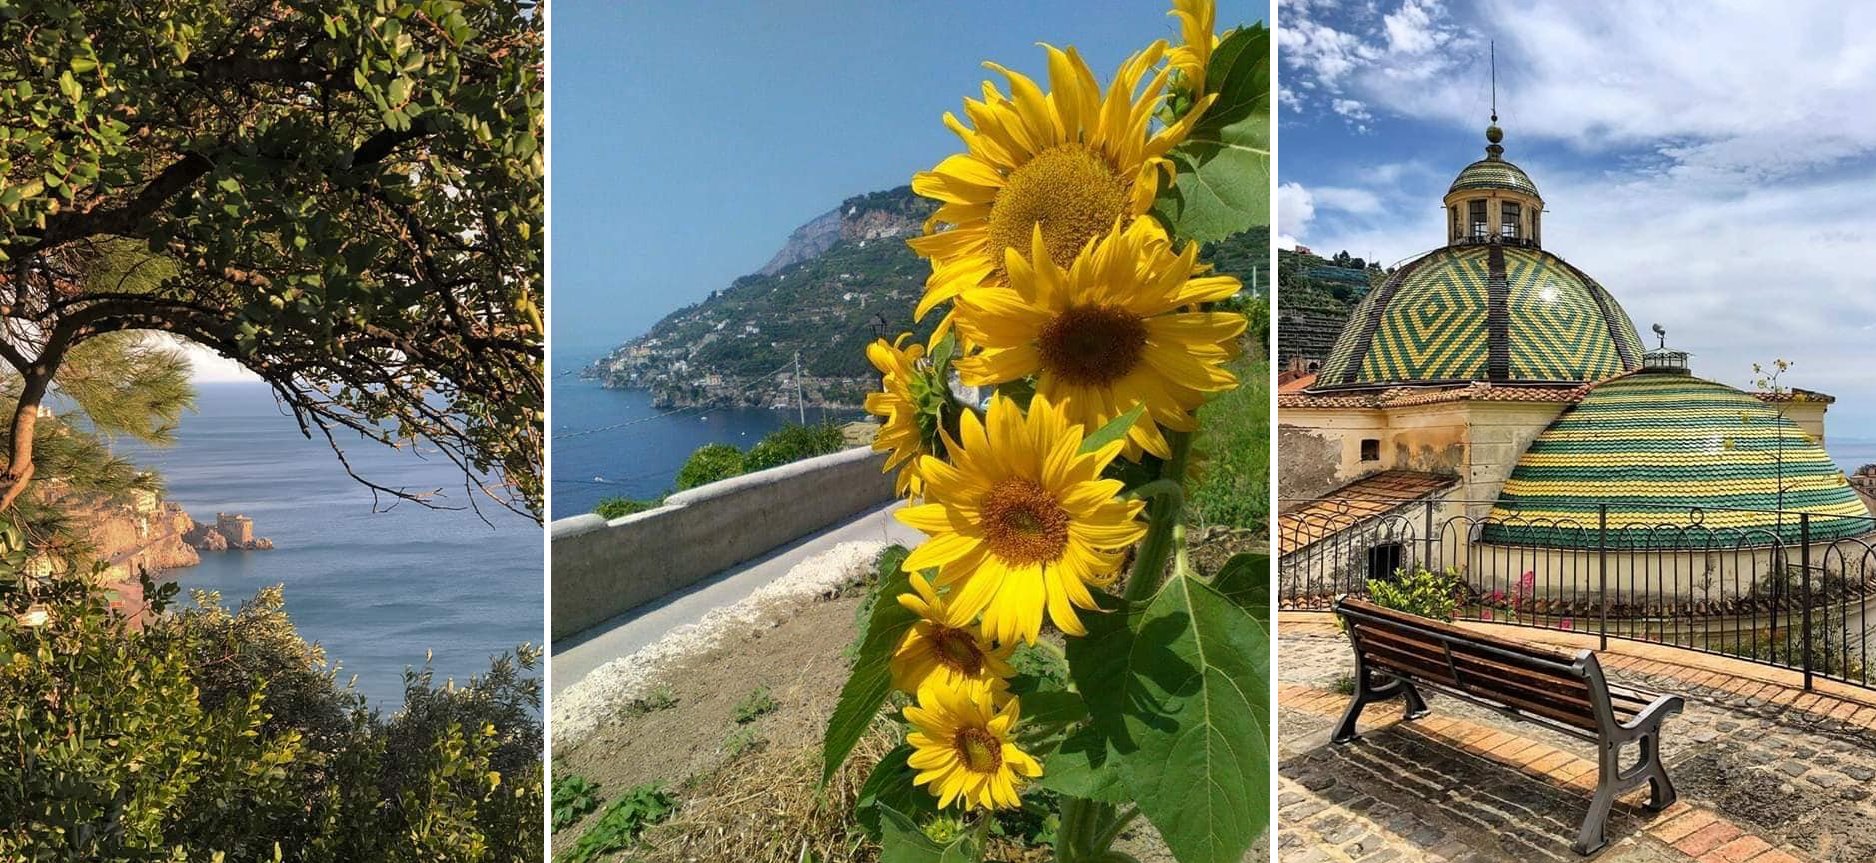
[549,1,1263,363]
[1278,0,1876,431]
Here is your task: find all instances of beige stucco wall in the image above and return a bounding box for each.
[1278,399,1563,512]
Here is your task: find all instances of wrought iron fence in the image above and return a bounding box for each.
[1279,496,1876,691]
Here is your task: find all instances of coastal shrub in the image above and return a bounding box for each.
[594,497,659,519]
[1366,566,1465,622]
[743,422,847,473]
[0,569,545,862]
[676,443,746,490]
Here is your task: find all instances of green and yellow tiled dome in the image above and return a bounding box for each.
[1448,157,1540,197]
[1315,245,1645,388]
[1482,373,1872,548]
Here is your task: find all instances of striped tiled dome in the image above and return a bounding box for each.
[1449,157,1540,197]
[1482,373,1872,548]
[1313,245,1644,388]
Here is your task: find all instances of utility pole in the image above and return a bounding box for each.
[794,351,806,424]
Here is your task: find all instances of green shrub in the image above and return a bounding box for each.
[1188,356,1269,530]
[0,568,545,862]
[552,774,603,832]
[1366,566,1464,622]
[594,497,658,519]
[743,422,846,473]
[676,443,745,490]
[560,783,678,863]
[731,686,778,724]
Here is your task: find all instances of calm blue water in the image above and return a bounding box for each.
[550,352,859,519]
[114,382,543,709]
[1830,438,1876,475]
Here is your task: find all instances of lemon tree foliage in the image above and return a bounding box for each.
[0,562,544,861]
[0,0,544,518]
[824,3,1271,860]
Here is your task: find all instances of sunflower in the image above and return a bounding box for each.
[1168,0,1219,95]
[953,219,1244,460]
[905,681,1041,810]
[891,572,1016,697]
[898,392,1145,645]
[865,333,939,496]
[907,40,1213,321]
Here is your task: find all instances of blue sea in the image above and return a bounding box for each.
[114,382,543,709]
[1831,439,1876,476]
[550,350,859,519]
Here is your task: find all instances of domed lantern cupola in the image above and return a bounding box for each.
[1443,118,1544,248]
[1641,323,1691,374]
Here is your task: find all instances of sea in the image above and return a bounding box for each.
[550,352,859,519]
[112,382,543,710]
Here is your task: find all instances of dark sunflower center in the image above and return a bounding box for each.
[986,143,1129,271]
[1038,304,1148,387]
[954,727,1003,773]
[930,627,986,676]
[979,478,1070,565]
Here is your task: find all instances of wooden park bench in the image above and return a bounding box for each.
[1330,596,1684,855]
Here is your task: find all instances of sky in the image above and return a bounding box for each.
[548,0,1265,362]
[1278,0,1876,432]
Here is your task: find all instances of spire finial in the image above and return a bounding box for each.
[1490,40,1498,123]
[1484,40,1504,156]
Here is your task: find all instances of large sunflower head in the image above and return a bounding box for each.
[890,572,1016,697]
[896,392,1146,645]
[906,41,1213,321]
[952,219,1245,460]
[905,681,1041,810]
[865,332,957,497]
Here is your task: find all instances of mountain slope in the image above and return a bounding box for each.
[591,185,1269,410]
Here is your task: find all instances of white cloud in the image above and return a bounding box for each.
[169,338,259,383]
[1277,182,1316,241]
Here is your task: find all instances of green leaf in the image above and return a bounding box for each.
[1211,552,1269,613]
[57,69,80,102]
[1152,24,1270,242]
[1120,573,1270,863]
[821,558,920,784]
[1057,594,1140,804]
[1078,404,1146,454]
[855,744,938,839]
[878,804,980,863]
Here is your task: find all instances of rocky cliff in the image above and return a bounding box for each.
[586,186,938,410]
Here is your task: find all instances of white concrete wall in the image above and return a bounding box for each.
[548,446,896,641]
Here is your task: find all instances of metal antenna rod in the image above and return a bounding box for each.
[794,350,806,424]
[1490,40,1498,122]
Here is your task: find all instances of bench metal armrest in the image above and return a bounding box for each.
[1618,693,1684,737]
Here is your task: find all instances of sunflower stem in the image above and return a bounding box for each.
[1123,431,1191,605]
[1089,805,1143,855]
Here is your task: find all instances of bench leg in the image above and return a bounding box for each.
[1638,731,1676,811]
[1573,741,1621,855]
[1332,670,1427,745]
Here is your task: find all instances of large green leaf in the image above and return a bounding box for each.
[1056,595,1141,804]
[1120,573,1271,863]
[1212,552,1269,613]
[856,744,938,839]
[1153,24,1271,242]
[822,557,921,784]
[879,804,981,863]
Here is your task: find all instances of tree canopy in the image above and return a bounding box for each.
[0,0,544,518]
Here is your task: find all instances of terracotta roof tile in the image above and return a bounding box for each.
[1279,382,1589,410]
[1278,470,1457,556]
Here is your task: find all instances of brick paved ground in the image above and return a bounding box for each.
[1277,617,1876,863]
